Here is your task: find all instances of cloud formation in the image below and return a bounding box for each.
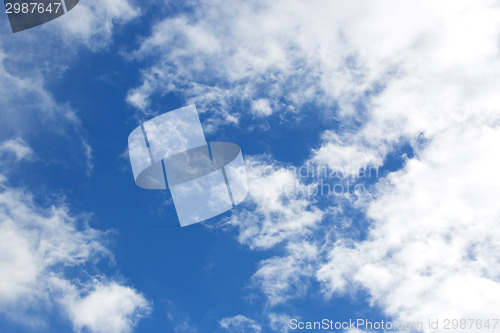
[0,174,151,332]
[227,156,323,251]
[56,0,139,49]
[0,138,34,161]
[220,314,262,333]
[318,126,500,328]
[129,0,500,328]
[0,172,151,332]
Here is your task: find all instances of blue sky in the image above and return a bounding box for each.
[1,1,500,333]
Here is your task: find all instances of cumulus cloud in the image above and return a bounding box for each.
[317,126,500,330]
[130,0,500,328]
[224,156,324,306]
[307,1,500,330]
[227,156,323,250]
[307,0,500,175]
[56,0,139,49]
[127,0,351,124]
[0,1,149,331]
[220,314,262,333]
[128,0,500,161]
[252,99,273,117]
[311,131,384,177]
[0,138,34,161]
[0,176,151,331]
[61,281,151,333]
[124,1,440,125]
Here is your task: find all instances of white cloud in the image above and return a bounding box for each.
[307,0,500,175]
[311,131,384,177]
[268,313,293,333]
[220,315,262,333]
[61,281,151,333]
[83,140,94,177]
[224,156,324,306]
[123,1,438,124]
[127,89,150,111]
[0,49,79,139]
[0,138,34,161]
[317,126,500,329]
[129,0,500,327]
[252,99,273,117]
[55,0,139,49]
[0,51,93,176]
[0,2,148,330]
[0,0,139,169]
[227,156,323,250]
[126,0,344,124]
[0,177,151,331]
[253,242,318,305]
[307,1,500,329]
[128,0,500,154]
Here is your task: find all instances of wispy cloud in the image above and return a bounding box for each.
[54,0,140,49]
[0,138,34,161]
[227,156,323,250]
[130,0,500,327]
[0,173,151,331]
[163,299,199,333]
[252,242,319,306]
[0,0,140,177]
[220,314,262,333]
[126,0,370,127]
[82,140,94,177]
[268,313,293,333]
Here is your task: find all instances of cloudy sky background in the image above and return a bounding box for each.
[1,0,500,332]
